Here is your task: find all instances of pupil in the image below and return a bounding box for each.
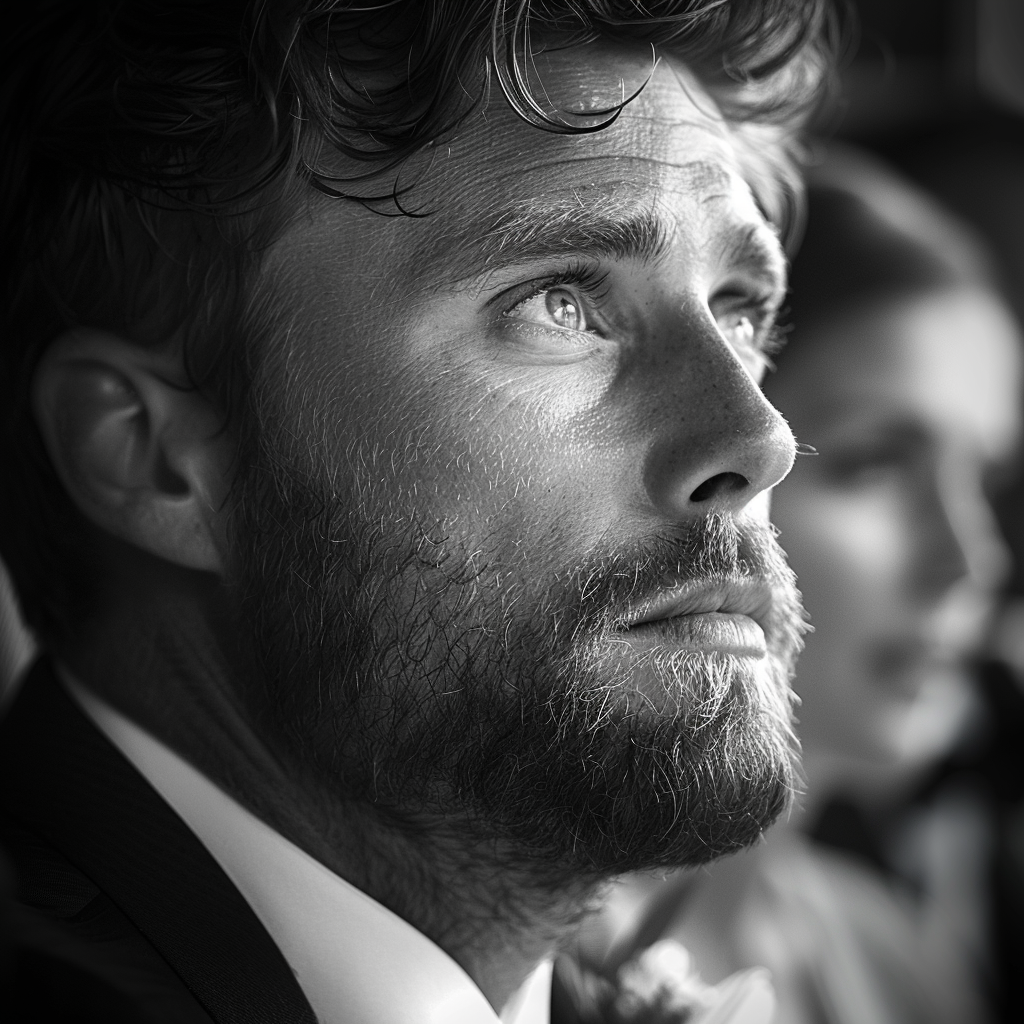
[550,292,580,329]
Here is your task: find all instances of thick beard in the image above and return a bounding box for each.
[229,437,806,880]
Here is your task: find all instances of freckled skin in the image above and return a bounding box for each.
[765,288,1022,790]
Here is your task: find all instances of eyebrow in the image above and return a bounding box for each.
[415,196,671,285]
[473,205,671,275]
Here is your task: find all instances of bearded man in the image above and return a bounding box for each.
[0,1,833,1021]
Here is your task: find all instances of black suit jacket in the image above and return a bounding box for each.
[0,659,318,1024]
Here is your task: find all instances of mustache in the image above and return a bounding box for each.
[559,513,799,632]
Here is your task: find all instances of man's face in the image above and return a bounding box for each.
[232,45,805,875]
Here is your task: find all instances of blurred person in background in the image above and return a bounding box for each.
[565,149,1023,1024]
[880,119,1024,1024]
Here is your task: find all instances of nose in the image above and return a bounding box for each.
[642,331,797,520]
[918,460,1011,598]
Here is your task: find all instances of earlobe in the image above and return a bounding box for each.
[32,331,232,573]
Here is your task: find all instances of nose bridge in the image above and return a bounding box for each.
[926,454,1011,595]
[641,327,796,520]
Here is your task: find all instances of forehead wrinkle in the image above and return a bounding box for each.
[409,158,739,287]
[462,155,735,196]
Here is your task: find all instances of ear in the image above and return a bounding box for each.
[32,330,234,573]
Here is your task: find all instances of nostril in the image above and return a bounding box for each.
[690,471,749,504]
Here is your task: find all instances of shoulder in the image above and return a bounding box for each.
[1,818,214,1024]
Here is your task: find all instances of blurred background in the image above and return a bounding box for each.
[832,0,1024,541]
[817,6,1024,1019]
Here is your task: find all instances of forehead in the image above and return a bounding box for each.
[426,46,743,198]
[288,45,778,282]
[413,46,763,254]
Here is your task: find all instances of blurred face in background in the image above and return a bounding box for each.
[765,286,1022,789]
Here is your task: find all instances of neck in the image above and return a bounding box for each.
[60,571,599,1014]
[319,807,599,1012]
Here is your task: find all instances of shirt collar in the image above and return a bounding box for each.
[63,673,551,1024]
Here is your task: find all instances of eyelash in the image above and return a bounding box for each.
[502,260,612,324]
[757,311,790,367]
[715,289,785,352]
[750,304,786,345]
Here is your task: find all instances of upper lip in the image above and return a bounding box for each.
[615,578,776,632]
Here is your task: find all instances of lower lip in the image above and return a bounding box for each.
[623,612,767,656]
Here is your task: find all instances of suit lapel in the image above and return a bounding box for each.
[0,660,318,1024]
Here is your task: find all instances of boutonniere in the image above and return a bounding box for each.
[552,940,775,1024]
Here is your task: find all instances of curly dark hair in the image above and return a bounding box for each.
[1,0,843,640]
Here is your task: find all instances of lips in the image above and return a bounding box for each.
[614,579,775,657]
[617,578,775,630]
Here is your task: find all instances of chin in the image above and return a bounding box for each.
[440,645,801,877]
[273,637,801,879]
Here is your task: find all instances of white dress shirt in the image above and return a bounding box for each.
[64,676,551,1024]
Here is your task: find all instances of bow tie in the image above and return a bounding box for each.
[551,940,776,1024]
